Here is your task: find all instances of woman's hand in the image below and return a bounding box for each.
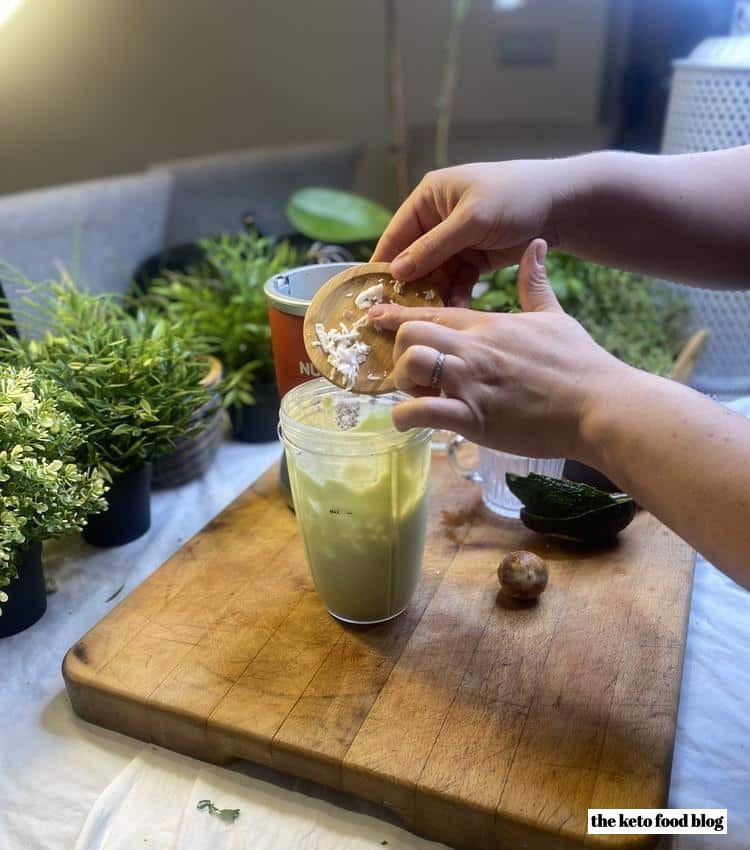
[373,237,750,585]
[370,240,628,461]
[371,149,750,585]
[371,160,572,306]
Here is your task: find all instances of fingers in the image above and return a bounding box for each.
[389,210,476,282]
[392,320,468,363]
[442,259,482,307]
[369,303,477,333]
[390,256,482,308]
[516,239,563,314]
[392,395,476,435]
[392,345,466,396]
[371,196,424,263]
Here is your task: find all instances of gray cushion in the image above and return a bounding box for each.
[152,141,360,245]
[0,172,172,333]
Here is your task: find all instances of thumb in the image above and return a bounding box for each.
[517,239,562,313]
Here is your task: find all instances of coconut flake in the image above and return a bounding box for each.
[315,322,370,390]
[335,400,360,430]
[354,283,385,310]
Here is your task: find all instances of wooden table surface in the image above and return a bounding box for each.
[63,458,695,850]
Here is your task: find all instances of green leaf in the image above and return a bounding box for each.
[286,188,392,243]
[548,273,569,299]
[475,289,513,311]
[105,583,125,603]
[196,799,240,823]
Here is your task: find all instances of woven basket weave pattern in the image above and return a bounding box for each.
[661,45,750,398]
[152,356,226,488]
[152,404,227,489]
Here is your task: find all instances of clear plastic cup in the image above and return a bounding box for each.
[448,435,565,518]
[279,379,432,624]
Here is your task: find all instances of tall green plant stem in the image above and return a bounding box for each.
[435,0,471,169]
[385,0,409,204]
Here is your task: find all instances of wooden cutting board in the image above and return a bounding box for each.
[63,458,695,850]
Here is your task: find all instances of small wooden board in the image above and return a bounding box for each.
[303,262,443,394]
[64,459,695,850]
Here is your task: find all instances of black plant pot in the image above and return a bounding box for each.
[83,463,153,547]
[0,541,45,638]
[230,381,280,443]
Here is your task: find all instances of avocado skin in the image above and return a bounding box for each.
[506,472,616,518]
[520,500,637,543]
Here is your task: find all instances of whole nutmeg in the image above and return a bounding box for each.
[498,551,548,599]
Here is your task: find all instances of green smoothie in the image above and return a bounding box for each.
[286,400,431,623]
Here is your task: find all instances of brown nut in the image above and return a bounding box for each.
[498,551,548,599]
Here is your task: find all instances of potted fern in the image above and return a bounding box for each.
[1,273,210,546]
[0,365,107,636]
[144,231,300,442]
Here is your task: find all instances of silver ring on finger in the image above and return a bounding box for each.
[430,351,446,389]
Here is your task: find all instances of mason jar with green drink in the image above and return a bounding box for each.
[279,378,432,624]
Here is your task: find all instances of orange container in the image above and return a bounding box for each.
[264,263,357,397]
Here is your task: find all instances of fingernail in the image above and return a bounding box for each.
[369,304,400,331]
[534,240,548,267]
[391,252,415,279]
[368,305,390,329]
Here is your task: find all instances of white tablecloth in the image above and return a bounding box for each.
[0,416,748,850]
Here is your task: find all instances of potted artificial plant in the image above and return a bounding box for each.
[1,274,210,546]
[0,366,107,636]
[144,230,300,443]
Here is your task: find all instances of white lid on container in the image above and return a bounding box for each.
[674,35,750,71]
[674,2,750,71]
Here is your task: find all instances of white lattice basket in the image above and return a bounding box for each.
[661,0,750,398]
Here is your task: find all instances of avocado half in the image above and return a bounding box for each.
[520,499,637,543]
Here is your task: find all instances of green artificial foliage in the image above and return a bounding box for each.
[0,365,108,613]
[144,231,301,410]
[472,252,690,376]
[0,271,211,477]
[196,800,240,823]
[286,188,393,243]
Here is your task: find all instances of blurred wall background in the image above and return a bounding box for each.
[0,0,734,203]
